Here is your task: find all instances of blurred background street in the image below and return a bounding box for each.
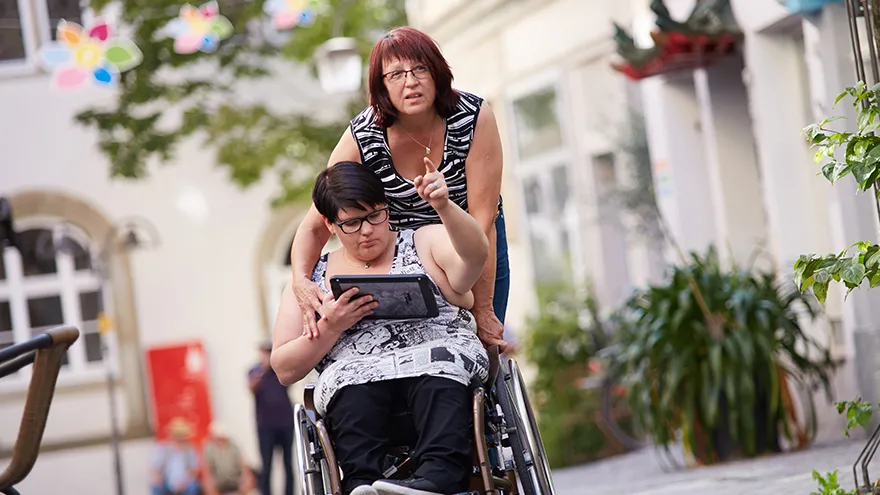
[3,0,880,494]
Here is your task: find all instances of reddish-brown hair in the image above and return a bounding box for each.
[367,26,460,127]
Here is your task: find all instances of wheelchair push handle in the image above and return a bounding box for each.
[0,325,81,493]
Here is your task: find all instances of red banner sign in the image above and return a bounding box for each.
[146,340,213,445]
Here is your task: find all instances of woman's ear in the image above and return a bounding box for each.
[323,217,335,236]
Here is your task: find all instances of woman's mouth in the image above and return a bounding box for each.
[405,93,423,101]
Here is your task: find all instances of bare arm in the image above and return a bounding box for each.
[425,203,489,294]
[467,102,504,236]
[465,101,506,347]
[414,156,489,293]
[290,127,362,337]
[271,282,377,385]
[270,283,342,385]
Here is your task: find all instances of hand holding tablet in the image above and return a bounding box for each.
[329,274,440,320]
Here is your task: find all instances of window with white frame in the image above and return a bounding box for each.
[0,0,83,73]
[0,223,112,382]
[0,0,28,63]
[510,84,575,283]
[511,87,564,160]
[43,0,84,40]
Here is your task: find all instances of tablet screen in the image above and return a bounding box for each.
[330,274,438,319]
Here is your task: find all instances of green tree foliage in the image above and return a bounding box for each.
[77,0,406,205]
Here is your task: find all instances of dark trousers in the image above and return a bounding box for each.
[325,376,471,495]
[257,426,294,495]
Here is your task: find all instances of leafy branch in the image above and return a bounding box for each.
[77,0,406,205]
[836,397,874,438]
[808,399,872,495]
[811,469,857,495]
[799,81,880,299]
[795,241,880,304]
[804,81,880,195]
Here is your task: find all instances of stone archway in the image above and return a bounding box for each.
[6,189,151,438]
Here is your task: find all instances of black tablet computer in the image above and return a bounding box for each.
[329,274,440,319]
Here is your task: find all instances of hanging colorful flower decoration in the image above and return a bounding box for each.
[163,1,235,54]
[263,0,316,31]
[37,19,143,91]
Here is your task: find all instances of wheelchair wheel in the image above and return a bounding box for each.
[293,404,327,495]
[495,359,555,495]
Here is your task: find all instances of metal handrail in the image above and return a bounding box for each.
[0,325,80,494]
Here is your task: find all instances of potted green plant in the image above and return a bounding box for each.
[609,247,836,464]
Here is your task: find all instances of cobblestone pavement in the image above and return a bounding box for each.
[552,439,865,494]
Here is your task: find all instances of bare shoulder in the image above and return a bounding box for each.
[477,99,497,123]
[413,224,445,244]
[472,100,500,145]
[327,126,362,167]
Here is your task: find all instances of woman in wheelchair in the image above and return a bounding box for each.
[271,159,491,495]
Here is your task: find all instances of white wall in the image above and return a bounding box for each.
[0,61,338,468]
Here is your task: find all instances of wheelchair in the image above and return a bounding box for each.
[0,326,80,495]
[292,346,555,495]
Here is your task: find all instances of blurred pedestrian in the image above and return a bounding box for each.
[248,341,294,495]
[151,417,202,495]
[202,422,256,495]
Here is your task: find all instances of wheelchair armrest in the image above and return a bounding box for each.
[0,325,80,491]
[303,384,317,416]
[486,345,500,387]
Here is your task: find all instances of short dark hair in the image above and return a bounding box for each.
[367,26,460,127]
[312,162,386,223]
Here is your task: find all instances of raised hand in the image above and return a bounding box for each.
[414,156,449,211]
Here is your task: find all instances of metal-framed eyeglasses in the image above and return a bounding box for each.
[336,207,390,234]
[383,65,430,84]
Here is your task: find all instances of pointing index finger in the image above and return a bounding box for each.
[424,156,437,174]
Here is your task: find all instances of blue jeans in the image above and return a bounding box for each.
[493,209,510,324]
[151,480,200,495]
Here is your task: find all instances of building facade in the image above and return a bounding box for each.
[641,0,880,437]
[406,0,666,320]
[0,1,346,493]
[407,0,880,440]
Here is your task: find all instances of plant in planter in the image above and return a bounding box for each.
[522,281,624,468]
[609,247,837,465]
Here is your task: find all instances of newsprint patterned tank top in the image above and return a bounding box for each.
[311,229,489,416]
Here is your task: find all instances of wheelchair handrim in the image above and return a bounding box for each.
[293,404,325,495]
[509,360,556,495]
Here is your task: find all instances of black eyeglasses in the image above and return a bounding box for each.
[336,207,390,234]
[383,65,429,84]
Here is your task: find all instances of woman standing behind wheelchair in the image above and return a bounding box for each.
[272,160,489,495]
[289,26,509,351]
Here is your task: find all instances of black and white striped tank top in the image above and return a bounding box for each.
[350,90,500,230]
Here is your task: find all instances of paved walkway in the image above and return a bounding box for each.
[552,439,865,494]
[7,435,867,494]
